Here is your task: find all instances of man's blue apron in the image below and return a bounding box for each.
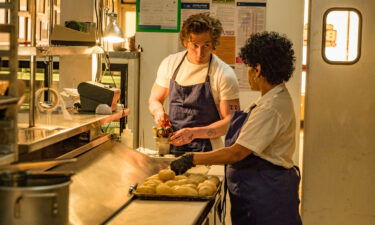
[224,106,302,225]
[169,52,221,155]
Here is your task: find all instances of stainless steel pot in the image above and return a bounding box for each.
[0,171,71,225]
[0,159,76,225]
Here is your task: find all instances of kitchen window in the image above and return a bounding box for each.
[322,8,362,64]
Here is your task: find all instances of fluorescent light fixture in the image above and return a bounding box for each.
[104,12,125,43]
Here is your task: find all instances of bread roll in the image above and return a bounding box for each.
[177,178,189,185]
[207,176,220,187]
[158,169,176,182]
[165,180,179,187]
[198,180,217,190]
[136,185,155,194]
[182,183,197,189]
[172,186,198,196]
[143,179,162,188]
[156,183,174,195]
[188,174,206,184]
[198,185,215,196]
[186,178,199,185]
[174,175,188,180]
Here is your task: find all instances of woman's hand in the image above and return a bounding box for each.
[169,128,194,146]
[170,153,195,175]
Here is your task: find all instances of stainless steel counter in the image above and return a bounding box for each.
[51,139,224,225]
[106,165,225,225]
[108,200,212,225]
[17,109,129,153]
[52,142,169,225]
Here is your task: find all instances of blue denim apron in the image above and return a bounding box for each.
[169,52,221,155]
[225,106,302,225]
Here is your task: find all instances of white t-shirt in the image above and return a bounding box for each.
[236,83,296,168]
[155,50,239,149]
[155,51,239,105]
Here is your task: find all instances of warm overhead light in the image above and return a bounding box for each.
[103,12,125,43]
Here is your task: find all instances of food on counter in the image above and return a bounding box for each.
[143,179,162,188]
[174,175,188,180]
[172,186,198,196]
[188,174,207,184]
[198,180,217,190]
[135,169,220,197]
[208,176,220,187]
[198,185,216,196]
[156,183,174,195]
[176,178,189,185]
[136,185,155,194]
[158,169,176,181]
[182,183,197,189]
[165,180,179,187]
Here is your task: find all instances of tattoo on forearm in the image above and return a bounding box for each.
[229,104,240,111]
[188,134,193,140]
[207,129,216,137]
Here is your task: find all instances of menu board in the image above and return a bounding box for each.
[136,0,181,32]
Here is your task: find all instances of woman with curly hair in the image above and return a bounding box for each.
[171,31,302,225]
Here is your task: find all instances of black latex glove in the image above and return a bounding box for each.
[170,153,195,175]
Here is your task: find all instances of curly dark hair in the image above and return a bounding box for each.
[239,31,296,85]
[180,13,223,49]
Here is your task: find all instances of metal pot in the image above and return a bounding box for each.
[0,159,75,225]
[0,171,71,225]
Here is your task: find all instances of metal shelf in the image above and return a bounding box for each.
[18,109,129,154]
[0,46,104,57]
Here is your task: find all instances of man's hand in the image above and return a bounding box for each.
[170,153,195,175]
[169,128,194,146]
[153,111,170,127]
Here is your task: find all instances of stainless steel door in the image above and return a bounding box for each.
[302,0,375,224]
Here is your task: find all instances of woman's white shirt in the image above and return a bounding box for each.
[236,83,296,168]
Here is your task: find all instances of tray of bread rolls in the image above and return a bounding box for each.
[130,169,221,201]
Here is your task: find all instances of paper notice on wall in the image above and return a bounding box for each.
[139,0,179,29]
[235,0,266,90]
[181,0,211,25]
[211,1,236,36]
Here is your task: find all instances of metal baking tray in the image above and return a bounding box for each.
[129,181,222,201]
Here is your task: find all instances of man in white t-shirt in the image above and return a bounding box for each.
[149,13,240,154]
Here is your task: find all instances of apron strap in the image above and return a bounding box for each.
[218,104,257,223]
[172,52,188,81]
[205,54,213,83]
[172,52,213,82]
[293,165,301,178]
